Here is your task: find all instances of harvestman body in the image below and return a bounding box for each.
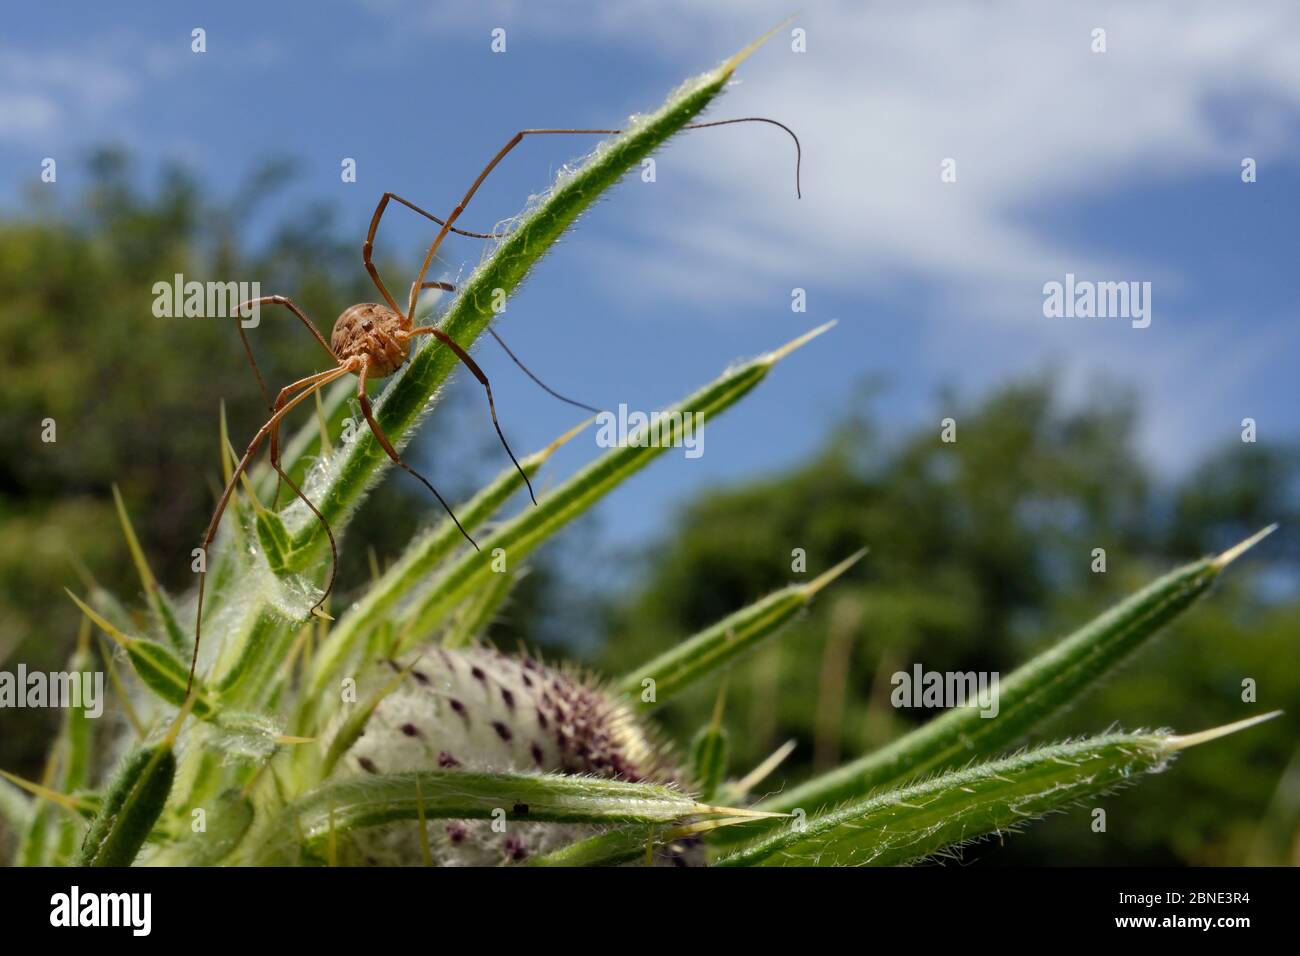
[187,118,802,693]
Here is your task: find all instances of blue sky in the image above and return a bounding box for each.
[3,0,1298,549]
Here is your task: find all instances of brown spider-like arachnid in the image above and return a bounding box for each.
[188,117,801,692]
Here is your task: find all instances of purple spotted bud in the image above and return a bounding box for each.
[335,646,693,865]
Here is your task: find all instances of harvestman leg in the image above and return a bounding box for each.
[231,296,340,488]
[234,294,337,362]
[367,133,646,496]
[363,191,552,503]
[412,279,600,414]
[232,299,345,632]
[190,362,357,694]
[221,297,344,611]
[352,354,480,550]
[406,118,803,315]
[406,129,617,318]
[371,208,601,414]
[364,194,508,316]
[371,113,806,415]
[362,123,801,527]
[407,324,535,504]
[384,121,801,456]
[265,366,349,616]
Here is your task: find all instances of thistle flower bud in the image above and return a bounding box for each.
[337,646,691,865]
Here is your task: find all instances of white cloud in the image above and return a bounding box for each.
[405,0,1300,472]
[409,1,1300,312]
[0,92,59,141]
[7,2,1292,477]
[0,48,137,145]
[0,33,280,149]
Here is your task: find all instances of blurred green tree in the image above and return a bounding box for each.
[597,380,1300,865]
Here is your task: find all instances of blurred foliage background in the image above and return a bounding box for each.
[1,155,1297,865]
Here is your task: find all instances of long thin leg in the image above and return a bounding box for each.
[268,364,347,501]
[266,366,351,616]
[189,362,357,694]
[228,313,278,512]
[405,129,612,321]
[403,119,803,320]
[352,355,480,551]
[364,194,511,315]
[405,279,456,322]
[408,325,536,505]
[234,324,273,412]
[412,279,599,414]
[268,462,337,615]
[231,294,339,508]
[382,193,506,239]
[680,117,802,199]
[484,326,601,415]
[234,295,338,364]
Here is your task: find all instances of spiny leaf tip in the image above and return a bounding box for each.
[1163,710,1283,752]
[722,16,798,76]
[1214,523,1279,568]
[803,547,868,597]
[763,320,837,365]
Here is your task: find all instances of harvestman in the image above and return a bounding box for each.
[188,117,802,692]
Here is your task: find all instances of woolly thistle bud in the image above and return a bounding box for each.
[333,646,695,865]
